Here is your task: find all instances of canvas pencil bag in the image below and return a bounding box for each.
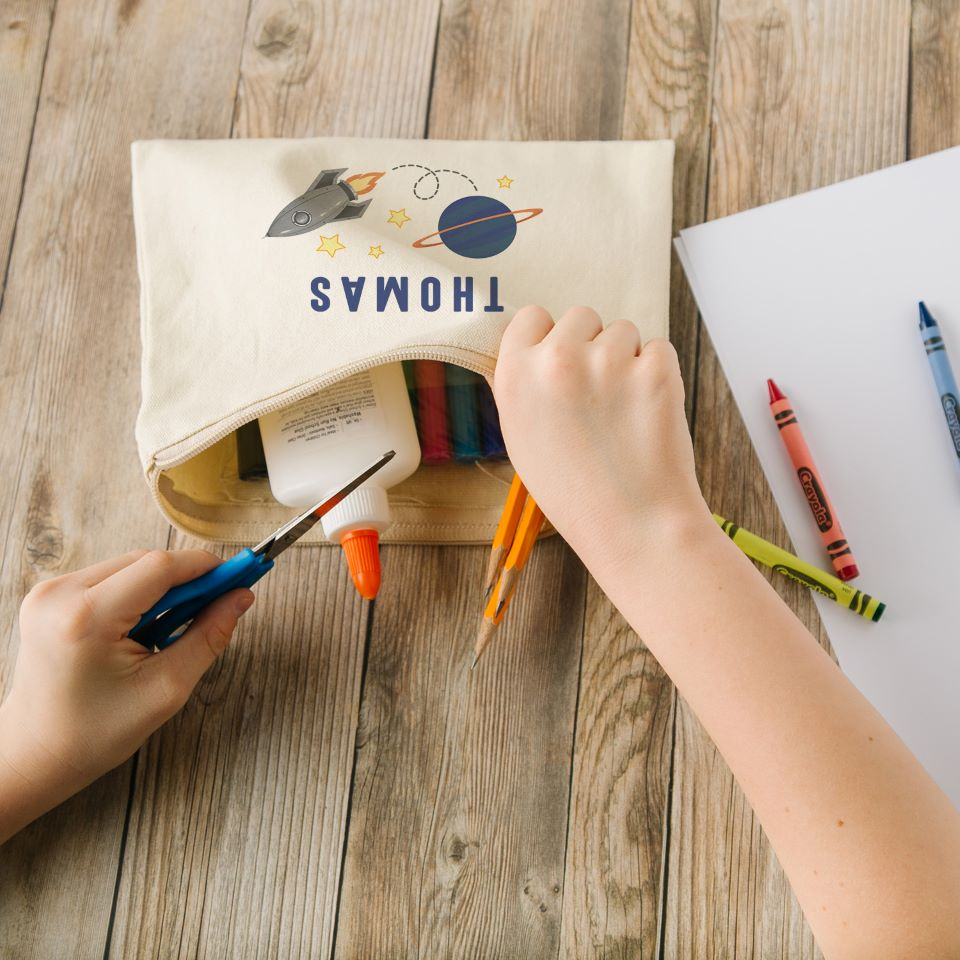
[131,137,674,545]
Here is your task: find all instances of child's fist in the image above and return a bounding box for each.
[493,305,712,572]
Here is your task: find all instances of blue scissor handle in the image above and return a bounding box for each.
[128,549,274,651]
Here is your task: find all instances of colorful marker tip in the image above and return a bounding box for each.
[766,378,785,403]
[918,301,936,329]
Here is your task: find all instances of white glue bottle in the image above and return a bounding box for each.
[258,363,421,599]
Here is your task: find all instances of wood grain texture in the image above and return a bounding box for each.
[335,540,584,959]
[0,1,247,956]
[427,0,631,140]
[0,0,53,308]
[667,2,911,957]
[236,0,439,138]
[108,2,441,957]
[559,576,675,960]
[910,0,960,157]
[558,3,717,957]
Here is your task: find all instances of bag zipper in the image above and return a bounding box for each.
[150,345,496,473]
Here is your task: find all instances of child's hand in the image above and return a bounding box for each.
[0,549,254,841]
[493,305,713,571]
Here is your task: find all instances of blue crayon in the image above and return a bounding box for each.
[477,376,508,459]
[918,301,960,468]
[445,364,483,461]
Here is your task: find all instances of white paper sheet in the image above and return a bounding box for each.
[675,146,960,805]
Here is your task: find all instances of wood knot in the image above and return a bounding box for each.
[117,0,141,24]
[521,877,561,917]
[254,13,299,59]
[444,833,475,864]
[25,473,63,570]
[25,522,64,569]
[758,9,786,33]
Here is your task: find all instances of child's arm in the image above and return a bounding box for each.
[0,549,254,843]
[494,305,960,960]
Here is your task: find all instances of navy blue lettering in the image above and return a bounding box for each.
[453,276,474,312]
[484,276,504,312]
[341,277,366,312]
[310,276,330,312]
[422,276,441,312]
[377,276,409,312]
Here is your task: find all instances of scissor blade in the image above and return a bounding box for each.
[255,450,396,560]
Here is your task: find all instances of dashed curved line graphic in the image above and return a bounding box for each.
[389,163,478,199]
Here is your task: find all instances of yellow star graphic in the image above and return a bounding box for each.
[387,208,411,228]
[497,175,514,189]
[368,244,384,259]
[316,234,346,257]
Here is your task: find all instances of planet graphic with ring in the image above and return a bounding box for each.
[412,194,543,259]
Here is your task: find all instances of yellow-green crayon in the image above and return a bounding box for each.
[713,515,885,622]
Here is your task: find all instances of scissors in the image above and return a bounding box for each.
[128,450,396,650]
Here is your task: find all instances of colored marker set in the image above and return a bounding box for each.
[402,360,508,464]
[236,360,508,484]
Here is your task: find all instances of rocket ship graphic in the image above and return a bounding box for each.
[266,168,381,238]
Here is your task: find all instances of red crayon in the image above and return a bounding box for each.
[767,379,860,581]
[414,360,451,463]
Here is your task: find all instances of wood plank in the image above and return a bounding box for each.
[558,1,717,956]
[667,1,911,957]
[107,2,441,957]
[559,577,675,960]
[426,0,631,139]
[0,1,248,955]
[335,541,584,958]
[909,0,960,158]
[235,0,438,138]
[334,2,630,955]
[0,0,53,308]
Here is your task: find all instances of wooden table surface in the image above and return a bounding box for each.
[0,1,956,957]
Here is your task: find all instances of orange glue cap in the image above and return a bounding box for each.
[340,528,382,599]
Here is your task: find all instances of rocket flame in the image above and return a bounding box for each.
[345,171,385,196]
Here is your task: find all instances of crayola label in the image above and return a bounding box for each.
[941,393,960,457]
[797,467,832,532]
[771,563,838,601]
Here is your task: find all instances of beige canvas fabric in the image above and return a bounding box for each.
[131,137,674,544]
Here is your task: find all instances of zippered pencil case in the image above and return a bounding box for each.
[131,137,674,545]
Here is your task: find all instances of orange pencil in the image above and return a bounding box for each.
[473,580,507,668]
[472,494,545,669]
[482,473,526,600]
[494,497,544,616]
